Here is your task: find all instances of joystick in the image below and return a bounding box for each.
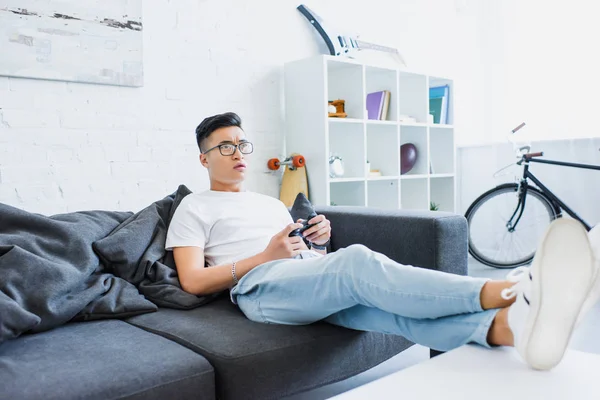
[288,212,318,245]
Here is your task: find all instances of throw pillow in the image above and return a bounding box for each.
[289,192,317,223]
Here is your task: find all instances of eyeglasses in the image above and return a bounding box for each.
[202,142,254,156]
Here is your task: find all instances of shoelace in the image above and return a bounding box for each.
[500,266,531,300]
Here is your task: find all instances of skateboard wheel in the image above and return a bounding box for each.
[267,158,281,170]
[291,155,305,168]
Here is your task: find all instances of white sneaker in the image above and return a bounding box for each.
[576,225,600,326]
[501,218,594,370]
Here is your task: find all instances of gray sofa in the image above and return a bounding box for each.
[0,206,468,400]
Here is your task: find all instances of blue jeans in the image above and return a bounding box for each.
[230,244,499,351]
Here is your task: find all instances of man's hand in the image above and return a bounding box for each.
[299,214,331,246]
[260,223,308,263]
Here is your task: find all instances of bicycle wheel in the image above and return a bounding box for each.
[465,183,560,268]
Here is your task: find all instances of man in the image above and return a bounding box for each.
[166,112,599,371]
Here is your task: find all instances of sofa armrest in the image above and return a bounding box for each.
[314,206,468,276]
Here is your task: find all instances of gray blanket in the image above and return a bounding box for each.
[0,185,217,346]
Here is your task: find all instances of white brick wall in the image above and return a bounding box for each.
[0,0,488,215]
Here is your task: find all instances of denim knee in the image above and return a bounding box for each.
[332,244,374,272]
[343,244,372,258]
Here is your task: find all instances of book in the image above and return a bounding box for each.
[380,90,391,120]
[429,85,449,124]
[429,97,443,124]
[366,91,386,120]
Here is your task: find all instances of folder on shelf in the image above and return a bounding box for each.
[366,91,385,120]
[366,90,391,120]
[429,85,449,124]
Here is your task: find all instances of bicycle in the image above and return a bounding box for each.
[465,123,600,269]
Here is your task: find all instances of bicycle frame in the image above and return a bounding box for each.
[508,158,600,232]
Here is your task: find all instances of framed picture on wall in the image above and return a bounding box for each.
[0,0,143,87]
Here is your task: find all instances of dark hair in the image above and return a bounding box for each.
[195,112,243,152]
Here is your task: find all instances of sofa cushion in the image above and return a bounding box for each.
[289,192,317,223]
[126,294,411,400]
[0,320,215,400]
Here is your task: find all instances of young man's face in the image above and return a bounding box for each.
[199,126,251,186]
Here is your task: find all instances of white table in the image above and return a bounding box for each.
[329,344,600,399]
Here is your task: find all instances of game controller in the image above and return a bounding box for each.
[289,212,318,244]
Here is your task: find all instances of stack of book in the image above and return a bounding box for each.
[429,85,450,124]
[366,90,391,120]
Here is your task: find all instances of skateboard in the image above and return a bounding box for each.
[267,154,308,207]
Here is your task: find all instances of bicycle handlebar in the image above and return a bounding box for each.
[524,152,544,160]
[512,122,526,133]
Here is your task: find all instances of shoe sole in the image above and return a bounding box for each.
[575,226,600,326]
[521,219,594,370]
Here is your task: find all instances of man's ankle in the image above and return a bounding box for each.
[480,281,516,310]
[487,308,514,347]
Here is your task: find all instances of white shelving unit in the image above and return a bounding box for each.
[283,55,456,213]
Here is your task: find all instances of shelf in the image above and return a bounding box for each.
[329,117,364,124]
[366,120,397,126]
[430,176,455,212]
[326,119,446,128]
[400,122,428,127]
[330,176,402,182]
[368,179,400,210]
[398,71,428,124]
[429,76,454,125]
[327,60,364,119]
[330,180,366,207]
[330,177,364,183]
[323,55,363,67]
[429,123,453,129]
[329,121,365,178]
[327,58,362,70]
[429,126,455,175]
[367,175,399,181]
[400,125,428,176]
[284,56,455,213]
[367,123,399,177]
[401,178,429,210]
[365,65,397,121]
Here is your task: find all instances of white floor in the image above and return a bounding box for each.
[285,257,600,400]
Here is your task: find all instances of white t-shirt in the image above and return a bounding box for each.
[165,190,320,266]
